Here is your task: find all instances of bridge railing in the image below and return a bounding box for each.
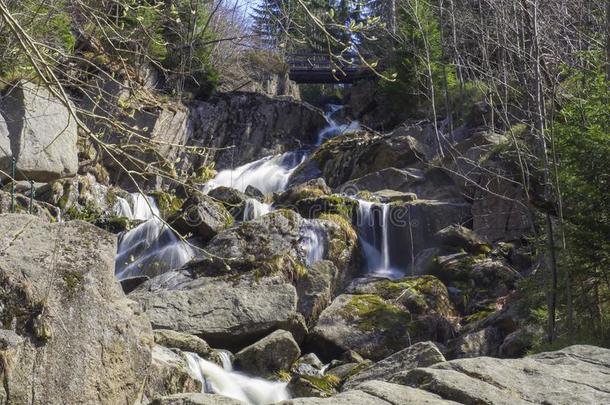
[286,53,368,71]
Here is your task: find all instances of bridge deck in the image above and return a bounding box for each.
[287,54,376,84]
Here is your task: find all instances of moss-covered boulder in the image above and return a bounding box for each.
[188,210,359,285]
[275,178,331,208]
[289,130,426,189]
[208,186,250,219]
[430,254,521,314]
[311,276,457,361]
[187,210,306,277]
[295,195,358,220]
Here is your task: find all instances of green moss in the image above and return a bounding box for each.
[258,254,307,281]
[62,271,84,298]
[342,294,412,333]
[276,208,299,223]
[63,203,102,222]
[319,213,357,242]
[300,374,341,393]
[274,370,292,382]
[150,191,184,219]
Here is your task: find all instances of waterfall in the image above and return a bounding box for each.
[204,104,358,196]
[114,193,194,281]
[185,352,290,405]
[316,104,360,146]
[356,200,403,279]
[300,221,326,266]
[203,152,306,195]
[243,199,272,221]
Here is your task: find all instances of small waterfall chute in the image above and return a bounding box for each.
[356,200,404,279]
[316,105,360,146]
[185,352,290,405]
[300,221,327,267]
[243,199,272,221]
[114,193,194,281]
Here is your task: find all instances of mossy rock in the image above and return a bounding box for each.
[274,178,332,209]
[295,195,357,220]
[150,191,185,219]
[312,276,458,360]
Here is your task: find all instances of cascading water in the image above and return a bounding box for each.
[300,221,327,266]
[356,200,404,279]
[185,352,290,405]
[203,152,307,195]
[243,198,272,221]
[114,193,194,281]
[316,104,360,146]
[203,104,359,197]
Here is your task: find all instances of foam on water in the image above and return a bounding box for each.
[185,352,290,405]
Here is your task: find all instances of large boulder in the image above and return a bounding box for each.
[0,214,152,404]
[144,345,201,401]
[295,260,340,323]
[343,342,445,390]
[430,255,520,314]
[290,130,426,189]
[0,81,78,182]
[311,276,457,361]
[170,194,233,242]
[188,92,328,170]
[234,329,301,376]
[132,276,303,350]
[188,210,306,276]
[95,98,192,191]
[447,326,504,359]
[395,345,610,404]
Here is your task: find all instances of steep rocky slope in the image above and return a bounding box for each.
[0,79,606,405]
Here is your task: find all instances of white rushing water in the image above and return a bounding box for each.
[300,221,327,266]
[114,193,194,280]
[185,352,290,405]
[316,104,360,146]
[202,152,306,195]
[356,200,403,279]
[203,104,359,196]
[243,199,272,221]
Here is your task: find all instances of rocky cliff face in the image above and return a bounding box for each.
[187,92,327,170]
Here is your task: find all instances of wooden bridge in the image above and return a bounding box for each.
[287,53,377,84]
